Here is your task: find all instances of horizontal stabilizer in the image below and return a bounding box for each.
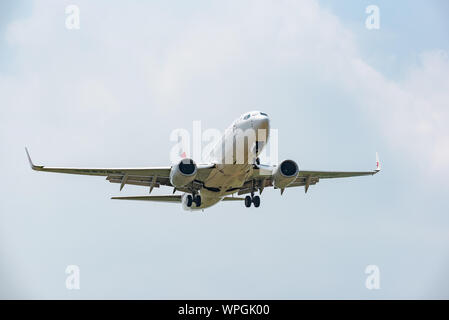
[111,195,181,202]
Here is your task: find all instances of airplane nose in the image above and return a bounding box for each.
[253,115,269,132]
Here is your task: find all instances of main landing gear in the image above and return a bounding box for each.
[244,194,260,208]
[186,194,202,207]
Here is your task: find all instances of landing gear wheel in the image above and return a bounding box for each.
[186,195,193,207]
[194,195,202,207]
[253,195,260,208]
[244,196,252,208]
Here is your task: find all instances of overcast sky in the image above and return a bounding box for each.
[1,0,448,299]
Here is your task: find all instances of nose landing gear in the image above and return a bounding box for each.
[244,194,261,208]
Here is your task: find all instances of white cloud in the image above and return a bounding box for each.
[1,0,448,177]
[344,50,449,175]
[1,0,449,300]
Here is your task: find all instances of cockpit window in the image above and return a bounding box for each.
[243,114,250,120]
[260,112,268,117]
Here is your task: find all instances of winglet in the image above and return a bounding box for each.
[25,147,42,170]
[375,152,381,172]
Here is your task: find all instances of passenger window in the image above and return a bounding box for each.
[243,114,250,120]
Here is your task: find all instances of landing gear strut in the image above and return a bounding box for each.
[244,194,261,208]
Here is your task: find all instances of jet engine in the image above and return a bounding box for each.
[273,159,299,189]
[169,158,198,188]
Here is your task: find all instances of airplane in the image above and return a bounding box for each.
[25,111,380,210]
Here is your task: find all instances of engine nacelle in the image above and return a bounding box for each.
[273,159,299,189]
[170,158,198,188]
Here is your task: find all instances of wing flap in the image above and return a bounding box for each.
[106,174,171,189]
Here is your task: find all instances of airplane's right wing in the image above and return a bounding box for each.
[288,152,381,192]
[287,169,378,192]
[241,153,381,194]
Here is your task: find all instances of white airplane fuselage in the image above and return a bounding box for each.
[183,111,270,210]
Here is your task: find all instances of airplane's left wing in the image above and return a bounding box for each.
[26,148,172,192]
[26,148,218,194]
[25,148,170,177]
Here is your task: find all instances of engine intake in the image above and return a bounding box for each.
[273,159,299,189]
[170,158,198,188]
